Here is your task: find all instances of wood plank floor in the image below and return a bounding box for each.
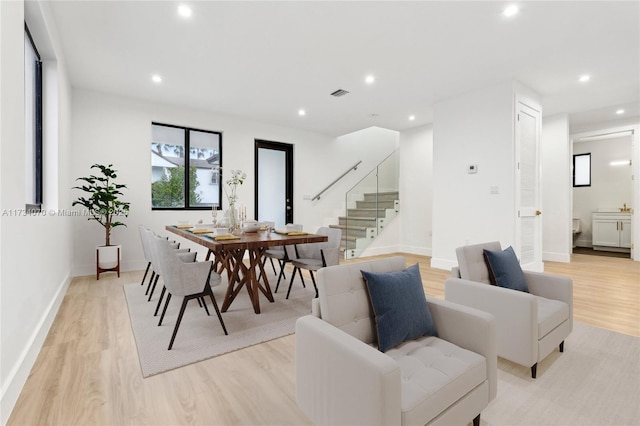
[8,253,639,425]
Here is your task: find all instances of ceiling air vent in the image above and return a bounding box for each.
[330,89,350,97]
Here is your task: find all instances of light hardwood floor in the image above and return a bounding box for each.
[8,253,639,425]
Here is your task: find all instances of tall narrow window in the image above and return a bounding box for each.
[573,153,591,187]
[151,123,222,209]
[24,24,43,210]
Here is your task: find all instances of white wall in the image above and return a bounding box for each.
[70,90,398,275]
[431,82,517,270]
[541,114,571,262]
[396,124,433,256]
[573,135,633,247]
[1,1,74,423]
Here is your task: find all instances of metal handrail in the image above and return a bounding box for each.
[312,161,362,201]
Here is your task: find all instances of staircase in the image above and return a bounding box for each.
[330,191,399,259]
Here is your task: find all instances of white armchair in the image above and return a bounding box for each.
[446,242,573,378]
[296,256,496,426]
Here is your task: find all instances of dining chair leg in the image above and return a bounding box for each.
[310,271,318,298]
[158,293,172,326]
[145,271,156,295]
[140,262,151,286]
[168,297,190,350]
[279,259,287,279]
[148,274,160,301]
[268,257,277,275]
[200,297,211,316]
[206,285,228,335]
[286,267,305,299]
[154,286,166,316]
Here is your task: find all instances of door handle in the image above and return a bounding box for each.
[535,210,542,216]
[617,221,620,231]
[620,221,623,231]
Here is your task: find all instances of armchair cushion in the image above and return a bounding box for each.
[387,336,487,425]
[483,246,529,293]
[362,264,437,352]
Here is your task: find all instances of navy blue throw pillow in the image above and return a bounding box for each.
[483,246,529,293]
[361,264,437,353]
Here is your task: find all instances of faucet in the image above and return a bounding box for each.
[620,203,631,212]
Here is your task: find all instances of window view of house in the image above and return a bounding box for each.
[151,123,221,209]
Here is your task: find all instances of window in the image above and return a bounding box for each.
[573,153,591,187]
[151,123,222,209]
[25,24,43,210]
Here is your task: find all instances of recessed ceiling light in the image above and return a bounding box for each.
[578,74,590,83]
[298,109,306,116]
[409,115,416,121]
[502,5,519,17]
[178,4,192,18]
[365,75,375,84]
[151,74,162,83]
[616,109,625,115]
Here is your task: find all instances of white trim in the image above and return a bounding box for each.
[0,273,71,425]
[542,252,571,263]
[398,245,432,257]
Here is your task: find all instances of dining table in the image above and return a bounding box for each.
[166,225,328,314]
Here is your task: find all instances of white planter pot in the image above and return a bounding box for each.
[97,245,121,268]
[97,245,121,280]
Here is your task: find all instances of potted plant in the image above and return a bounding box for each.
[73,163,131,279]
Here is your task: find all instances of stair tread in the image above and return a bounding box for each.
[330,224,368,231]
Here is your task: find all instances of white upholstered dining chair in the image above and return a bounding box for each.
[286,226,341,299]
[149,233,227,350]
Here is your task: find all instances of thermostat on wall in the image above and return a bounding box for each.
[468,164,478,174]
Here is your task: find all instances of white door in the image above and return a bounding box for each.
[515,100,543,271]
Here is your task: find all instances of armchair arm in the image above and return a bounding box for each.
[524,271,573,305]
[451,266,461,278]
[524,271,573,329]
[445,278,538,368]
[427,298,497,401]
[296,315,401,426]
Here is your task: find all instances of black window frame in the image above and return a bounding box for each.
[573,152,591,188]
[25,23,43,212]
[151,122,223,210]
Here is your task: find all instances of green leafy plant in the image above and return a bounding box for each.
[151,165,201,207]
[72,164,131,246]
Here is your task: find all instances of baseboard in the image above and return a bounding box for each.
[1,272,71,425]
[398,245,432,257]
[543,251,571,263]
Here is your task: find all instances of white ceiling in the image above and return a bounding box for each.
[47,1,639,137]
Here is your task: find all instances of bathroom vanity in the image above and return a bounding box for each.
[592,211,632,252]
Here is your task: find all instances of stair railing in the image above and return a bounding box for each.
[312,161,362,201]
[344,150,399,259]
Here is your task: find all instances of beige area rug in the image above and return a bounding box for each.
[483,322,640,425]
[123,271,315,377]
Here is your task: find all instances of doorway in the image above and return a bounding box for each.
[571,130,634,259]
[255,140,293,229]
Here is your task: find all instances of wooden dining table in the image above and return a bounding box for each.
[166,226,327,314]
